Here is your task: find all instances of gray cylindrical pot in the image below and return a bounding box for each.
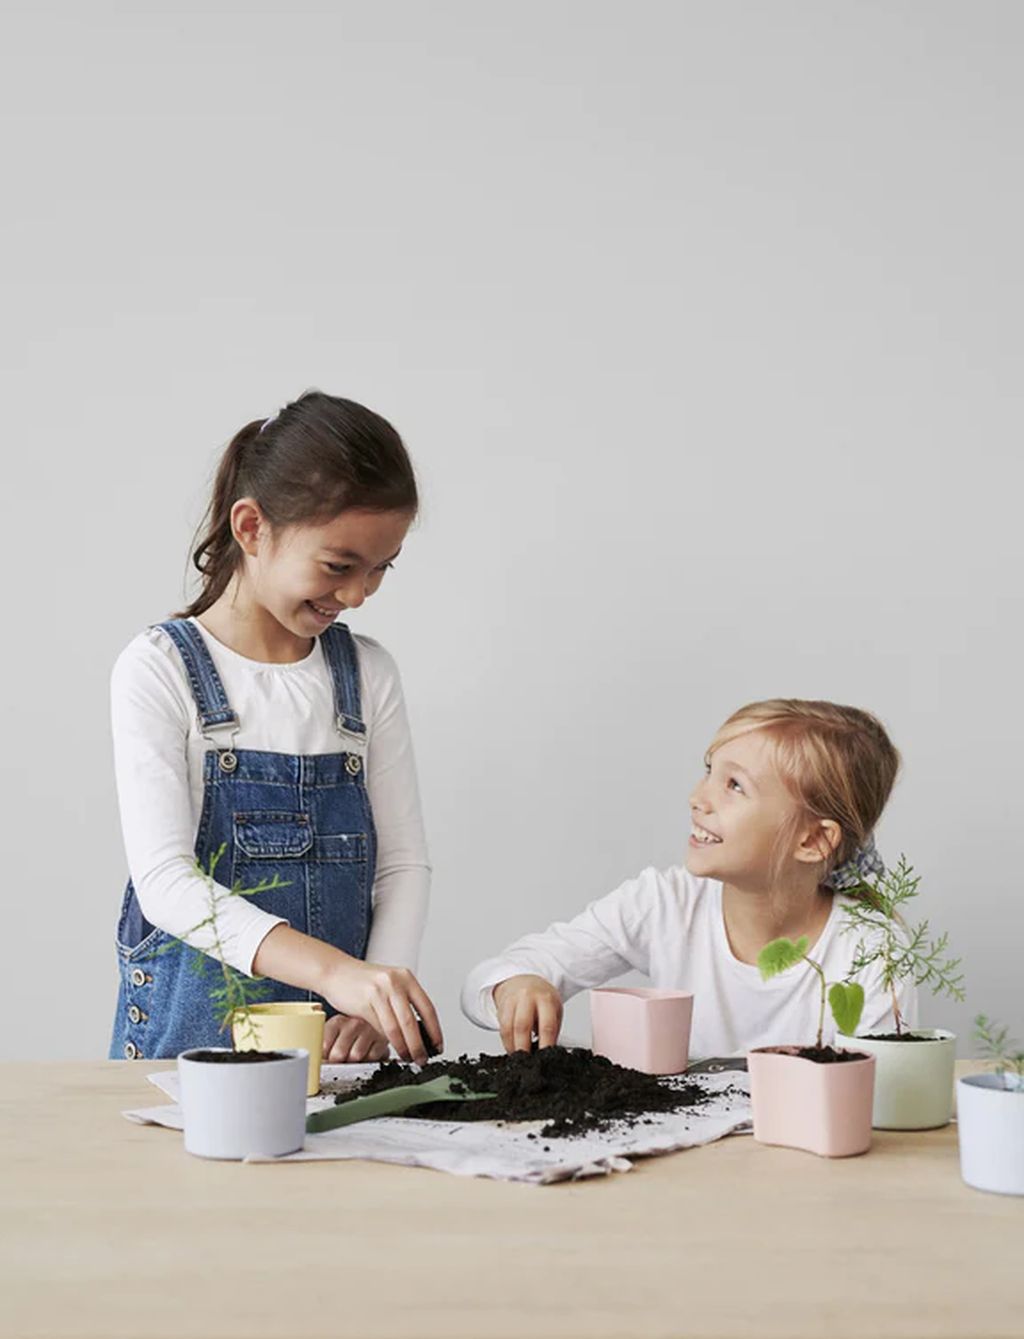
[178,1047,308,1160]
[957,1072,1024,1196]
[836,1029,956,1129]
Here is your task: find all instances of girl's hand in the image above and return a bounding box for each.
[250,927,442,1065]
[322,1014,390,1064]
[321,958,443,1065]
[492,974,563,1053]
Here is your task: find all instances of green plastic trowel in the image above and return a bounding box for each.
[306,1075,496,1134]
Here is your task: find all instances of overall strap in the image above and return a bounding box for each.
[155,620,240,769]
[320,624,367,752]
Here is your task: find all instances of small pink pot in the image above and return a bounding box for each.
[748,1045,876,1157]
[589,987,693,1075]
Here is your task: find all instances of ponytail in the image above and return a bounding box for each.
[174,420,261,619]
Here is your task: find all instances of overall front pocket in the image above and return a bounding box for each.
[233,812,314,859]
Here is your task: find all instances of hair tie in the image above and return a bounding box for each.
[825,834,885,892]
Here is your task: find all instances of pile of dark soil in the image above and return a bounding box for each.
[331,1047,711,1138]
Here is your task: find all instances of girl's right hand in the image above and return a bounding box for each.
[322,958,442,1065]
[492,974,563,1053]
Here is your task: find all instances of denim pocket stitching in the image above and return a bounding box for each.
[233,811,314,859]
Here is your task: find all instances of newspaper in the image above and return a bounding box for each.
[123,1061,752,1184]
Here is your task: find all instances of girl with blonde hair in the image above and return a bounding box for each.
[461,699,916,1057]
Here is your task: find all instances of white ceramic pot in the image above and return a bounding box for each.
[957,1072,1024,1196]
[178,1047,308,1160]
[836,1029,956,1129]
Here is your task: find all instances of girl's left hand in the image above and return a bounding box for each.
[322,1014,390,1064]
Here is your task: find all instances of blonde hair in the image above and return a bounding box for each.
[707,699,900,890]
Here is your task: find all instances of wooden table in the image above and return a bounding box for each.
[2,1060,1019,1339]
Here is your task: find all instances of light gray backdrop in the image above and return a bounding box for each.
[3,1,1021,1060]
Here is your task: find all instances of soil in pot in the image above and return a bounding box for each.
[330,1046,713,1138]
[861,1032,941,1043]
[187,1049,290,1064]
[781,1046,866,1064]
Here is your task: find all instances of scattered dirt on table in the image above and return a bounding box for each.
[331,1047,711,1138]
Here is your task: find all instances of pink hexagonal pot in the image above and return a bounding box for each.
[590,987,693,1074]
[748,1045,876,1157]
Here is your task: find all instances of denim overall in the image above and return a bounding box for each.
[110,619,376,1060]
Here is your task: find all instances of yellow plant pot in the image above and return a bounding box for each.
[231,1003,325,1096]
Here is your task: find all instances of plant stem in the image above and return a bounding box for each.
[804,955,828,1049]
[891,982,904,1037]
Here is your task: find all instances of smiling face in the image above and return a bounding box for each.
[232,503,413,638]
[686,728,838,891]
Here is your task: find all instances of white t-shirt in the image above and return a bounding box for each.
[461,866,918,1057]
[110,619,430,976]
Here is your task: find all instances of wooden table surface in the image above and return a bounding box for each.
[2,1060,1020,1339]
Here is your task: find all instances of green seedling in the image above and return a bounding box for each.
[306,1076,497,1133]
[973,1014,1024,1090]
[154,842,289,1046]
[758,936,865,1049]
[840,855,964,1036]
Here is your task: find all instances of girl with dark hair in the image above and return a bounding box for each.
[110,391,441,1065]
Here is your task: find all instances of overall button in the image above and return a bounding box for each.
[123,1041,139,1060]
[345,755,362,776]
[130,968,147,987]
[127,1005,143,1025]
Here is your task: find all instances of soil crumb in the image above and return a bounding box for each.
[332,1047,710,1138]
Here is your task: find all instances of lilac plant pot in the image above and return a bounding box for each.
[589,987,693,1075]
[748,1045,876,1157]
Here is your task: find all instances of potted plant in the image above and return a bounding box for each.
[749,936,874,1157]
[957,1014,1024,1196]
[834,856,965,1130]
[161,845,309,1159]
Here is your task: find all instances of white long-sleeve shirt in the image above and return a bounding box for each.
[461,866,918,1057]
[111,619,430,975]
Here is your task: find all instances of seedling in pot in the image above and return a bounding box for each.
[840,855,965,1038]
[973,1014,1024,1090]
[958,1013,1024,1195]
[757,936,866,1057]
[157,842,288,1054]
[156,845,310,1159]
[749,941,875,1155]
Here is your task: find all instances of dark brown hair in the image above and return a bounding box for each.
[175,391,418,619]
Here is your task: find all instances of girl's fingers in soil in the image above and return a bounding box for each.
[511,999,537,1053]
[390,994,430,1065]
[369,999,413,1060]
[536,995,562,1049]
[498,1010,516,1054]
[406,980,443,1052]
